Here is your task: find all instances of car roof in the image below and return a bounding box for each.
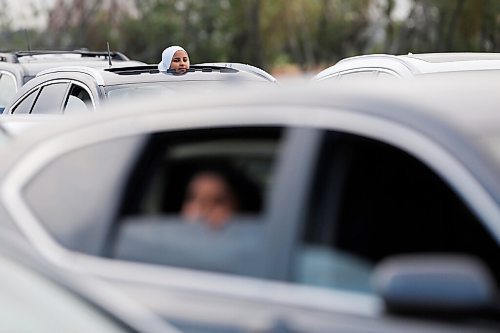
[36,64,277,86]
[0,50,131,63]
[0,50,145,78]
[315,52,500,79]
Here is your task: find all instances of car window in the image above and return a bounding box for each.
[64,84,93,114]
[293,132,500,293]
[22,127,284,278]
[106,84,178,101]
[11,89,39,114]
[31,82,69,114]
[23,75,35,84]
[0,73,17,109]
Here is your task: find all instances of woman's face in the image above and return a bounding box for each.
[182,172,237,228]
[169,50,190,74]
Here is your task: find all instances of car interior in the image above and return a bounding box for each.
[108,127,284,276]
[296,132,500,292]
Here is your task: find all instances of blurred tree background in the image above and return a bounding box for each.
[0,0,499,73]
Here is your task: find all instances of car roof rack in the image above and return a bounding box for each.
[0,50,130,63]
[104,64,238,75]
[196,62,277,82]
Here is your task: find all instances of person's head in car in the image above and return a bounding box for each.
[158,46,190,74]
[181,165,262,229]
[182,171,238,228]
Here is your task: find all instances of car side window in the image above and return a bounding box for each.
[31,82,69,114]
[293,132,500,293]
[22,127,283,278]
[11,89,39,114]
[0,73,17,109]
[64,84,93,114]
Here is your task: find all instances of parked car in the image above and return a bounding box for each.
[2,63,277,116]
[0,229,180,333]
[0,74,499,332]
[0,49,145,113]
[314,52,500,81]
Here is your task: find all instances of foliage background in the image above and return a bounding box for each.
[1,0,499,74]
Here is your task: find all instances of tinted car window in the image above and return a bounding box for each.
[294,132,500,293]
[31,82,69,114]
[23,127,282,279]
[64,84,93,114]
[0,73,17,108]
[12,89,39,114]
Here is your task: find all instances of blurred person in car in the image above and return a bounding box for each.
[181,166,262,228]
[158,46,190,74]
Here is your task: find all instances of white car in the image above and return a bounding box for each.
[0,50,145,113]
[314,52,500,81]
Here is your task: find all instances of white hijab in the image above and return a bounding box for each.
[158,46,186,72]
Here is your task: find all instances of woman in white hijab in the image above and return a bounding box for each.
[158,46,190,74]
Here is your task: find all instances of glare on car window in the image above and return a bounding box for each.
[106,84,177,100]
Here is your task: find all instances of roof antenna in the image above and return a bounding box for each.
[107,42,112,68]
[25,29,32,52]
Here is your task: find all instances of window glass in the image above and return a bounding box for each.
[64,84,93,114]
[31,83,68,114]
[12,89,39,114]
[294,132,499,293]
[23,127,283,278]
[0,73,17,108]
[23,75,35,84]
[106,83,177,101]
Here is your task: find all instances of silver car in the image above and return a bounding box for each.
[0,74,499,332]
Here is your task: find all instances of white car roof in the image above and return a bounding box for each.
[315,52,500,79]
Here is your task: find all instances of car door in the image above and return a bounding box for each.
[9,81,70,115]
[1,103,499,333]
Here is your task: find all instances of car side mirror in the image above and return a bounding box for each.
[373,255,497,314]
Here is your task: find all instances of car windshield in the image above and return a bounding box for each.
[105,81,266,101]
[106,83,178,100]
